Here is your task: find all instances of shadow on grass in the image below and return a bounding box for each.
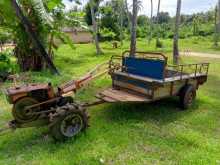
[102,97,199,126]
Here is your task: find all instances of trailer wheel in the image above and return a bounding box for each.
[179,85,196,110]
[50,105,89,142]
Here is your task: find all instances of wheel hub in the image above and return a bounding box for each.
[12,97,40,123]
[188,92,194,105]
[60,114,83,137]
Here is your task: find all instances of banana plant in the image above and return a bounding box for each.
[0,0,85,72]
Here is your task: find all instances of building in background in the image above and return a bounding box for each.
[62,27,93,44]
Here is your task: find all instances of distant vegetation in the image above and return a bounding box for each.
[0,0,219,72]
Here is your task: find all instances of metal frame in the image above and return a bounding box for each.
[166,63,210,81]
[109,51,210,82]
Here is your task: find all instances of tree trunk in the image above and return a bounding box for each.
[218,0,220,33]
[130,0,138,57]
[173,0,182,65]
[214,6,218,47]
[214,0,220,47]
[90,4,103,55]
[14,46,45,71]
[125,0,132,32]
[156,0,161,47]
[148,0,153,44]
[119,1,124,47]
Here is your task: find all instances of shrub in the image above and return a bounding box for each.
[0,51,14,81]
[100,28,117,41]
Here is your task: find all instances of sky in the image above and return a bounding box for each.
[63,0,217,16]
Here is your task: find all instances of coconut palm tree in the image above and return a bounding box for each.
[218,0,220,32]
[214,5,218,47]
[125,0,132,32]
[89,0,103,55]
[214,0,220,46]
[129,0,142,57]
[155,0,161,47]
[173,0,182,64]
[148,0,153,44]
[130,0,138,57]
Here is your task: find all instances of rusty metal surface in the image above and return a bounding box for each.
[59,62,108,96]
[7,84,49,95]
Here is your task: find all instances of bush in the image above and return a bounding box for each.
[100,28,117,41]
[136,26,147,38]
[0,51,14,81]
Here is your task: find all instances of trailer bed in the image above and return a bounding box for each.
[97,88,152,103]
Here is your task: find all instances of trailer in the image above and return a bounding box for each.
[97,51,209,109]
[1,51,209,141]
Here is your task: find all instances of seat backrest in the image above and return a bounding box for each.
[122,57,166,80]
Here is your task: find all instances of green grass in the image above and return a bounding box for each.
[0,37,220,165]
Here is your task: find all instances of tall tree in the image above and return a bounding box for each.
[173,0,182,64]
[125,0,132,32]
[214,5,218,47]
[148,0,153,44]
[130,0,138,57]
[155,0,161,47]
[218,0,220,33]
[214,0,220,46]
[89,0,103,55]
[118,0,124,47]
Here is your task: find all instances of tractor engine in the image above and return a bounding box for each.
[6,83,56,123]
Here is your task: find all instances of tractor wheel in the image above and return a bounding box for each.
[50,104,89,142]
[179,84,196,110]
[12,97,40,123]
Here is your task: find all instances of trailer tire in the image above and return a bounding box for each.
[179,84,196,110]
[50,104,89,142]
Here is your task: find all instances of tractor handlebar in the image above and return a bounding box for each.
[58,62,109,97]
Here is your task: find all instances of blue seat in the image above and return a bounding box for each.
[122,57,166,80]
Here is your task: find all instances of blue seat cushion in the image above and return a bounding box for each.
[122,57,166,80]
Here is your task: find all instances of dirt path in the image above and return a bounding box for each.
[180,52,220,59]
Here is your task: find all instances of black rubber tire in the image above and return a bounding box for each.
[179,84,196,110]
[50,104,89,142]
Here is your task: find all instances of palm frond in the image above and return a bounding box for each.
[31,0,53,25]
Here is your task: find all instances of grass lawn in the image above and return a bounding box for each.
[0,38,220,165]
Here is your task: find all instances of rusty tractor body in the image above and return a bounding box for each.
[4,63,108,141]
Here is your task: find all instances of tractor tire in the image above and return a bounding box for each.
[50,104,89,142]
[179,84,196,110]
